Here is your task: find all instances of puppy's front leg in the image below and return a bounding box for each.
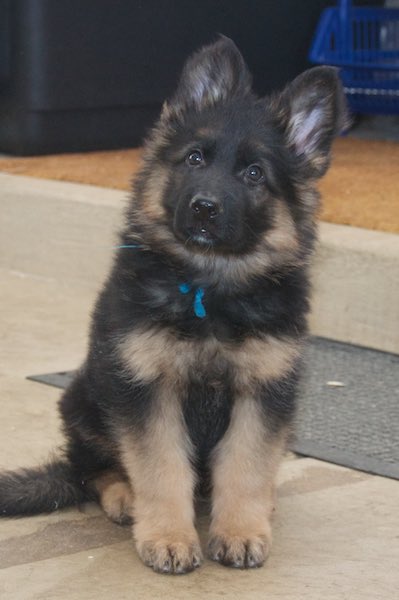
[120,394,202,575]
[208,396,288,569]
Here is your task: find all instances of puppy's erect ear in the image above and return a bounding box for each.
[276,67,349,178]
[163,36,252,118]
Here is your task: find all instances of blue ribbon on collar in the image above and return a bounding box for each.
[179,283,206,319]
[116,245,206,319]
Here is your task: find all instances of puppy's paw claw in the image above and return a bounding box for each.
[208,534,270,569]
[139,539,203,575]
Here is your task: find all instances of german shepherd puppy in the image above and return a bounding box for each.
[0,37,346,574]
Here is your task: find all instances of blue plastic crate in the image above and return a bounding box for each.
[309,0,399,114]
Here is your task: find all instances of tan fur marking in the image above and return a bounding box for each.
[191,251,274,287]
[297,182,321,210]
[189,219,302,286]
[208,398,288,567]
[94,471,133,524]
[227,335,301,391]
[195,126,216,138]
[140,167,169,221]
[120,392,202,573]
[119,326,300,387]
[118,327,196,383]
[267,199,299,254]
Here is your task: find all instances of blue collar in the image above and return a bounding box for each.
[116,245,207,319]
[179,283,206,319]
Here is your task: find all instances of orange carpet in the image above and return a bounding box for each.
[1,138,398,234]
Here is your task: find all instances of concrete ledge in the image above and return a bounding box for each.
[310,223,399,354]
[0,173,125,288]
[1,172,398,354]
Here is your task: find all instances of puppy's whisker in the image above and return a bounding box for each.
[114,239,145,248]
[243,222,257,238]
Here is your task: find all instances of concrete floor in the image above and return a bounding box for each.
[0,176,399,598]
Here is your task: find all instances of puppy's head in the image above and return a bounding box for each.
[130,37,347,276]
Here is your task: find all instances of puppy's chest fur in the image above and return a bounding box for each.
[118,323,300,458]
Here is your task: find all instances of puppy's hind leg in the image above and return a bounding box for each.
[93,470,134,526]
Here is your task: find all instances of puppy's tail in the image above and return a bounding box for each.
[0,459,91,517]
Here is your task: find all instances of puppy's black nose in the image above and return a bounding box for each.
[190,197,219,220]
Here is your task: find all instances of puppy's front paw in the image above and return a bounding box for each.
[208,533,270,569]
[138,538,203,575]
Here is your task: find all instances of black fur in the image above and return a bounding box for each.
[0,460,92,516]
[0,36,346,569]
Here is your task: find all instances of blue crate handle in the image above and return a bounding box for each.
[339,0,350,18]
[339,0,351,57]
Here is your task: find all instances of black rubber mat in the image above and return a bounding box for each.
[292,338,399,480]
[28,371,73,390]
[27,337,399,480]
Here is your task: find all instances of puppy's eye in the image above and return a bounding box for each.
[187,150,204,166]
[245,164,264,183]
